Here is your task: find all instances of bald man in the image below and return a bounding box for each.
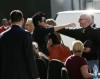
[58,14,94,41]
[58,13,100,71]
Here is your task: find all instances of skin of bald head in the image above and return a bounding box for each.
[79,14,91,28]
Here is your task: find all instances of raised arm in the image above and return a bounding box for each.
[54,23,76,31]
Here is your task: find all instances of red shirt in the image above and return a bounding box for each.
[0,26,10,33]
[48,44,71,62]
[65,55,87,79]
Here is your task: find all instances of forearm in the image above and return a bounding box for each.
[54,23,75,31]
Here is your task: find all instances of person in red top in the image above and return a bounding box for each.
[0,18,10,33]
[47,32,71,62]
[64,40,94,79]
[46,18,71,62]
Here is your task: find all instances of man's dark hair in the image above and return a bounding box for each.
[48,32,61,45]
[32,12,45,27]
[10,10,23,22]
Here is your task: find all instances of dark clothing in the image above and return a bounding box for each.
[58,26,100,70]
[0,25,39,79]
[65,55,87,79]
[83,40,96,60]
[84,40,93,48]
[58,26,95,42]
[58,26,100,60]
[91,23,96,28]
[32,25,54,56]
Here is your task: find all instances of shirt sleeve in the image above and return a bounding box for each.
[80,57,87,67]
[40,26,54,34]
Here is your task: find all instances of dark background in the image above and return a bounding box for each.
[0,0,51,25]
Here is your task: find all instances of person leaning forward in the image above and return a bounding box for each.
[58,13,100,70]
[32,12,75,56]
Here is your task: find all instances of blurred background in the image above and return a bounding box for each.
[0,0,100,25]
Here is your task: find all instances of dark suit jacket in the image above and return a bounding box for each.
[0,25,39,79]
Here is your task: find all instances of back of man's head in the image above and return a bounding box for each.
[10,10,23,23]
[32,12,45,26]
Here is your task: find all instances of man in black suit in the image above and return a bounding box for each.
[0,10,40,79]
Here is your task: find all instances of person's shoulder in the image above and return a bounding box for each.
[65,55,73,62]
[94,27,100,30]
[92,27,100,33]
[23,30,32,36]
[91,26,97,29]
[12,25,32,37]
[77,56,86,62]
[24,29,30,33]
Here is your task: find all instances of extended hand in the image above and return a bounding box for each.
[68,23,76,27]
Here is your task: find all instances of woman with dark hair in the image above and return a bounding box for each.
[47,32,71,62]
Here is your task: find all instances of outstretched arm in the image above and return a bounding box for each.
[54,23,76,31]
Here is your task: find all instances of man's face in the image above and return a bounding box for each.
[39,17,47,28]
[78,16,88,28]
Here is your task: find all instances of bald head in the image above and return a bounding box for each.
[80,14,91,20]
[79,14,91,28]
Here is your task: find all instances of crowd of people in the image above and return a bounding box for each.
[0,10,100,79]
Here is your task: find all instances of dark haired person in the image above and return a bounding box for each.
[83,40,99,73]
[0,10,40,79]
[47,32,71,62]
[32,12,75,56]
